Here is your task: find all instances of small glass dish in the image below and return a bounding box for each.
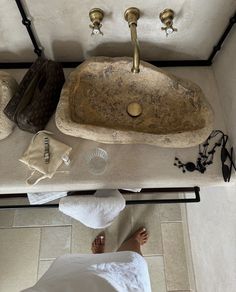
[86,148,108,175]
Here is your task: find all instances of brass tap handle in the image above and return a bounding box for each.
[161,25,178,37]
[89,23,103,36]
[159,9,178,37]
[89,8,104,36]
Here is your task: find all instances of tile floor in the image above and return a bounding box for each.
[0,193,195,292]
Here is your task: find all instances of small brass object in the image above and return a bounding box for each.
[44,137,50,164]
[124,7,140,26]
[124,7,140,73]
[89,8,104,36]
[127,102,142,117]
[159,9,177,36]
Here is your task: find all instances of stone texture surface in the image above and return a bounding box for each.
[37,260,54,280]
[14,208,71,227]
[0,71,18,140]
[0,210,14,227]
[0,228,40,292]
[56,57,214,147]
[161,222,190,291]
[145,256,167,292]
[40,226,71,259]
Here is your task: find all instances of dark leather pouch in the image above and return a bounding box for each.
[4,57,65,133]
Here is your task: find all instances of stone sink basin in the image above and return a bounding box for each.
[56,57,214,148]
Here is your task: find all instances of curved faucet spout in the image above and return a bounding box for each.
[124,7,140,74]
[130,23,140,73]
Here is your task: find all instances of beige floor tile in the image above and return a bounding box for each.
[0,198,29,206]
[159,203,182,222]
[72,206,133,254]
[161,223,190,291]
[107,206,133,251]
[131,204,163,255]
[38,260,54,280]
[14,208,71,227]
[71,220,99,254]
[40,226,71,259]
[167,290,190,292]
[145,256,167,292]
[0,210,14,227]
[0,228,40,292]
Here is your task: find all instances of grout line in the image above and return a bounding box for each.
[160,218,170,292]
[38,227,43,261]
[181,198,197,292]
[160,220,183,223]
[0,224,72,229]
[144,254,164,257]
[39,257,57,261]
[36,227,43,280]
[69,225,72,254]
[158,204,168,292]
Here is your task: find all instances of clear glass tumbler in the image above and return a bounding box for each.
[86,148,108,175]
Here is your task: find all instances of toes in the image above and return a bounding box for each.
[99,235,105,245]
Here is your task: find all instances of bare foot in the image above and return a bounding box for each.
[131,227,149,245]
[91,232,105,254]
[117,227,149,255]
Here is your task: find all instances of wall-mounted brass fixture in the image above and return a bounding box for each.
[124,7,140,73]
[89,8,104,36]
[159,9,177,37]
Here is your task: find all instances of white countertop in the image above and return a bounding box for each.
[0,67,235,194]
[0,117,234,194]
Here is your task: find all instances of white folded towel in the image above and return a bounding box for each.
[27,192,67,205]
[59,189,126,229]
[122,188,142,192]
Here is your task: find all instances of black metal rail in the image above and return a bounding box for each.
[0,187,200,209]
[208,12,236,63]
[15,0,43,57]
[0,1,235,68]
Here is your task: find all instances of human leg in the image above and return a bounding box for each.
[117,227,148,256]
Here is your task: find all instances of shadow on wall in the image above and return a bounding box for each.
[87,41,198,61]
[0,49,36,62]
[52,40,83,62]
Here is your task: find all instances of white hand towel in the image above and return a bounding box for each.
[122,188,142,192]
[59,189,126,229]
[28,192,67,205]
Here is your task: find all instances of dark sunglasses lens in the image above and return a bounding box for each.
[221,148,228,163]
[222,164,230,182]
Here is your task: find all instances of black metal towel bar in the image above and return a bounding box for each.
[0,187,200,209]
[0,1,234,69]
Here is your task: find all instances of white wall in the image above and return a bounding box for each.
[186,26,236,292]
[186,186,236,292]
[213,26,236,147]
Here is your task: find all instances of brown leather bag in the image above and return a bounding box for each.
[4,57,65,133]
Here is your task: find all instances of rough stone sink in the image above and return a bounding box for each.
[56,57,214,147]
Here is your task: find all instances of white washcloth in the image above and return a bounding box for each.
[59,189,126,229]
[28,192,67,205]
[122,188,142,192]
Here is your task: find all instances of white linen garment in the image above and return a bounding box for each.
[22,251,152,292]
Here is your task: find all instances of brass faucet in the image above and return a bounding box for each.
[124,7,140,73]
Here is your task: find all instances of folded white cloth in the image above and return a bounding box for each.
[27,192,67,205]
[59,189,126,229]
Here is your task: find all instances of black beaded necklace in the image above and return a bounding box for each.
[174,130,226,174]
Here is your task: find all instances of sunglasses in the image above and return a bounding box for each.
[221,135,236,182]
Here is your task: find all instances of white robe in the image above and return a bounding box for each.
[22,251,152,292]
